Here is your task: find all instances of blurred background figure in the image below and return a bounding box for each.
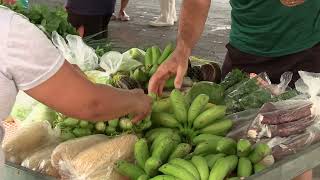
[2,0,28,8]
[65,0,116,39]
[149,0,177,27]
[112,0,130,21]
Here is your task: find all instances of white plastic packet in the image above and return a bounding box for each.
[10,91,39,122]
[52,31,99,71]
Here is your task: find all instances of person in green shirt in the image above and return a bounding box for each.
[149,1,319,179]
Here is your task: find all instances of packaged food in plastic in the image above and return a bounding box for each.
[3,121,59,164]
[269,123,320,160]
[247,71,320,140]
[52,134,137,180]
[21,145,59,177]
[51,134,108,170]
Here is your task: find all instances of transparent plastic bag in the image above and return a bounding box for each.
[21,144,60,177]
[247,71,320,140]
[84,70,109,85]
[2,121,59,164]
[52,134,137,180]
[52,31,99,71]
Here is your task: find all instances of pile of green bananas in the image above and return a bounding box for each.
[116,136,273,180]
[151,89,233,143]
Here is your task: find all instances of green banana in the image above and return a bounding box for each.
[168,143,192,161]
[194,140,219,155]
[152,137,177,163]
[237,139,252,157]
[192,134,223,145]
[199,119,233,136]
[151,112,181,129]
[158,42,174,64]
[248,143,271,164]
[237,157,253,177]
[208,155,238,180]
[191,156,210,180]
[135,138,150,169]
[145,157,162,177]
[115,160,145,180]
[170,89,188,125]
[170,158,201,180]
[193,105,227,129]
[216,137,237,155]
[145,128,174,143]
[188,94,209,127]
[153,98,171,113]
[159,163,196,180]
[137,174,149,180]
[149,175,177,180]
[205,153,226,169]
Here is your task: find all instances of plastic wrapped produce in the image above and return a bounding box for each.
[52,134,137,180]
[3,121,59,164]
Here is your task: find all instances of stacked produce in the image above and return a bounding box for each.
[115,135,273,180]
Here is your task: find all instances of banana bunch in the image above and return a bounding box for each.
[149,139,273,180]
[115,131,193,179]
[151,89,233,143]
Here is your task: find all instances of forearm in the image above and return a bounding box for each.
[176,0,211,57]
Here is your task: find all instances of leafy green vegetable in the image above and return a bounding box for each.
[186,81,225,105]
[221,69,247,90]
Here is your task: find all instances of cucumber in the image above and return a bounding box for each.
[237,139,252,157]
[115,160,145,180]
[159,163,196,180]
[151,46,162,65]
[194,140,219,155]
[199,119,233,135]
[95,122,106,132]
[144,48,152,67]
[192,134,223,145]
[158,42,174,64]
[170,89,188,125]
[216,137,237,155]
[151,112,181,129]
[191,156,209,180]
[248,143,271,164]
[153,98,171,113]
[237,157,252,177]
[188,94,210,128]
[135,138,150,169]
[170,158,201,180]
[193,105,227,129]
[168,143,192,161]
[205,153,226,169]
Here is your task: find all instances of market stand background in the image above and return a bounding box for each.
[25,0,320,179]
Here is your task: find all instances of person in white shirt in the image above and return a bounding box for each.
[0,6,152,137]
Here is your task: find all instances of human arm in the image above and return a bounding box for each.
[148,0,211,95]
[26,61,152,123]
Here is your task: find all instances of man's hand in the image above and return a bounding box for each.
[148,49,189,95]
[130,89,152,123]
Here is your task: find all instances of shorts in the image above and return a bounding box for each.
[67,11,112,39]
[222,43,320,87]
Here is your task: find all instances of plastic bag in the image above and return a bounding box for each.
[10,91,39,121]
[23,103,57,126]
[99,51,143,77]
[52,31,99,71]
[52,134,137,180]
[269,123,320,160]
[21,144,60,177]
[247,71,320,140]
[84,70,109,85]
[2,121,59,164]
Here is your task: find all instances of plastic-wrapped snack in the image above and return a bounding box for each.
[53,134,137,180]
[21,145,59,177]
[271,124,320,160]
[247,71,320,141]
[3,121,59,164]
